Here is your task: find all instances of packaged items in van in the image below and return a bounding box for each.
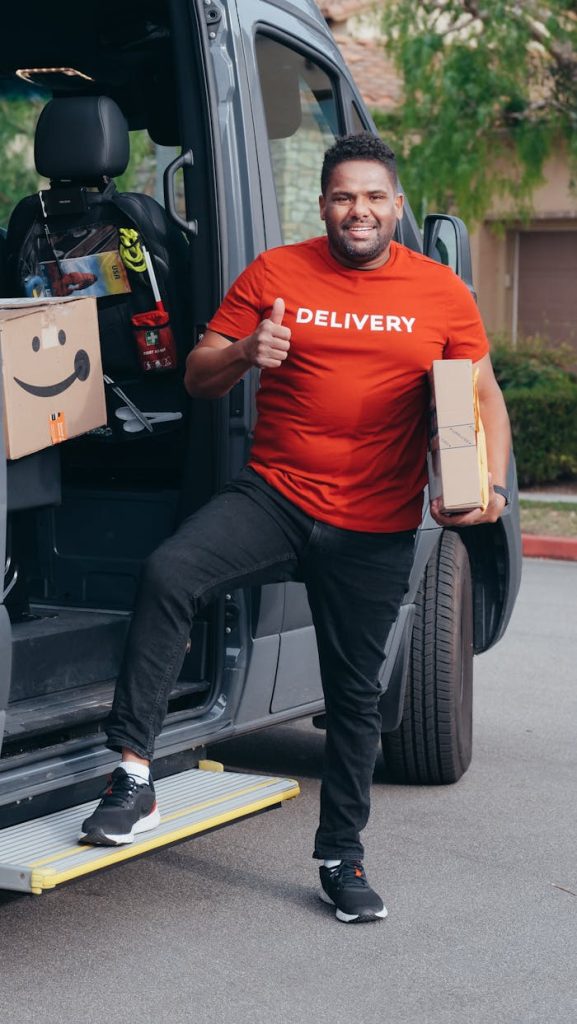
[39,250,131,299]
[0,295,107,459]
[24,222,131,300]
[427,358,489,513]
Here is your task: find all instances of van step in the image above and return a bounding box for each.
[11,606,129,702]
[4,678,210,742]
[0,765,300,894]
[11,605,208,704]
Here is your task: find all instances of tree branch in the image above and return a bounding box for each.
[460,0,577,74]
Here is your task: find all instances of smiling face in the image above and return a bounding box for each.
[13,327,90,397]
[319,159,404,270]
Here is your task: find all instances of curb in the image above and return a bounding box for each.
[522,533,577,562]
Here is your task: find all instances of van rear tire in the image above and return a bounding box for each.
[381,531,473,785]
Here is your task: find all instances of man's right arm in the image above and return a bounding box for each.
[184,297,290,399]
[184,330,252,399]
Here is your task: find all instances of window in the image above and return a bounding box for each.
[351,102,367,134]
[256,35,341,244]
[0,84,50,228]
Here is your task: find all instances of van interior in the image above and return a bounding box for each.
[0,1,225,764]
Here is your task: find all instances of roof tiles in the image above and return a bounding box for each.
[316,1,401,111]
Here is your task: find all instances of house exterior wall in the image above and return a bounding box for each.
[473,150,577,346]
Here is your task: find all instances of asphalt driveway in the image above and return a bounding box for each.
[1,557,576,1024]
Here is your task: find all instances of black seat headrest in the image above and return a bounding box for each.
[35,96,130,183]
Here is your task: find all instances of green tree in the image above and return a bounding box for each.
[377,0,577,225]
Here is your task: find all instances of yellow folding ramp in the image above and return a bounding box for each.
[0,765,300,894]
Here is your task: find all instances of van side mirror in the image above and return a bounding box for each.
[423,214,476,298]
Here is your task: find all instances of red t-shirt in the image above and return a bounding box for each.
[208,237,489,532]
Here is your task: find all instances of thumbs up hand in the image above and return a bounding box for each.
[240,297,291,369]
[270,297,286,325]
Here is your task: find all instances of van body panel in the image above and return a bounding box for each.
[271,626,323,713]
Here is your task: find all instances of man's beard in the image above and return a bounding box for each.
[328,224,390,265]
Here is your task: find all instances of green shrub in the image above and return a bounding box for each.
[491,337,576,391]
[502,380,577,485]
[490,339,577,485]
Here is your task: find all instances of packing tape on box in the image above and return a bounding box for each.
[438,423,476,449]
[473,368,489,512]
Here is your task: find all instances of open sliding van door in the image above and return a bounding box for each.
[230,0,355,716]
[185,0,311,719]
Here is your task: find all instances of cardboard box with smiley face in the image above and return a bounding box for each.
[0,295,107,460]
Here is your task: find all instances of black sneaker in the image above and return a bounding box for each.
[79,767,161,846]
[319,861,388,923]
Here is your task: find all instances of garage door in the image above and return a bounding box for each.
[518,231,577,345]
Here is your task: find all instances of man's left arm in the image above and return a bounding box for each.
[431,352,512,527]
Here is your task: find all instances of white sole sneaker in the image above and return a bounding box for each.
[79,806,161,846]
[319,888,388,923]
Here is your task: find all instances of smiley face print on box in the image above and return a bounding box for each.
[14,325,91,399]
[0,297,106,459]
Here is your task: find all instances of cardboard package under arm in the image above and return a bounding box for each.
[0,295,106,460]
[427,358,489,514]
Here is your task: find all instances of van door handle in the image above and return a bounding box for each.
[163,149,198,236]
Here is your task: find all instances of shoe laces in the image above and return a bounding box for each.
[332,861,369,889]
[99,768,143,806]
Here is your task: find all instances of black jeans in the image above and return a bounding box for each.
[107,467,415,861]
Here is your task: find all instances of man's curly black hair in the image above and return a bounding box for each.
[321,133,399,195]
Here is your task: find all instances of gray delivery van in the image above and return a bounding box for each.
[0,0,522,894]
